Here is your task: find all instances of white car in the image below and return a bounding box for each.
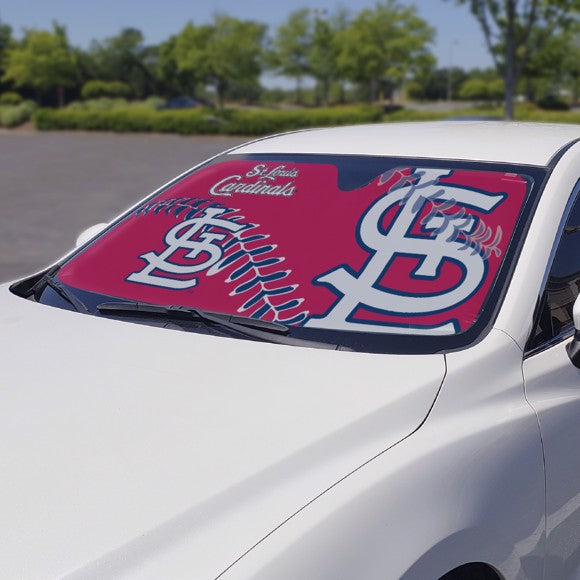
[2,121,580,580]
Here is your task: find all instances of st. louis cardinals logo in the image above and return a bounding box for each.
[306,168,506,335]
[127,206,245,289]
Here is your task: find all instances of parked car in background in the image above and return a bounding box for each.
[3,122,580,579]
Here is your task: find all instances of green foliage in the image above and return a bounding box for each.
[337,0,434,102]
[259,88,289,105]
[86,28,157,99]
[0,23,13,83]
[458,77,504,101]
[270,8,313,102]
[268,8,351,105]
[171,16,266,108]
[410,67,469,101]
[227,105,382,134]
[206,16,266,107]
[0,100,35,127]
[66,97,128,111]
[3,24,76,98]
[450,0,580,118]
[536,94,570,110]
[383,108,447,122]
[224,78,262,105]
[157,33,198,97]
[33,105,382,135]
[383,103,580,123]
[308,9,349,105]
[145,95,165,109]
[404,81,425,100]
[172,23,214,88]
[0,91,22,105]
[81,80,130,99]
[65,97,162,111]
[515,105,580,122]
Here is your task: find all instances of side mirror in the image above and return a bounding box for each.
[75,222,108,247]
[566,295,580,368]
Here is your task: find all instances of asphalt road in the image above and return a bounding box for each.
[0,131,247,282]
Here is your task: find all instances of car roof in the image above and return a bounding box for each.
[231,121,580,167]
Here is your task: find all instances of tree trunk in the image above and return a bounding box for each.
[322,78,330,106]
[504,53,516,119]
[295,76,302,105]
[57,86,65,108]
[216,79,226,109]
[339,82,345,104]
[572,75,580,105]
[504,0,517,120]
[369,78,378,103]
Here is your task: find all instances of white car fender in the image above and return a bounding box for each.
[220,329,544,580]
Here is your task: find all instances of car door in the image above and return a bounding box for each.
[523,187,580,579]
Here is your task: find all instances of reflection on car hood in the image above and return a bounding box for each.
[0,286,445,579]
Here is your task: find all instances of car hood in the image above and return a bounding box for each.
[0,286,445,580]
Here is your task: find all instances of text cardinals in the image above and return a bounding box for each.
[210,164,298,197]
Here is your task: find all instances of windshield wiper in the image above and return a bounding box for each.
[30,266,89,313]
[97,301,342,350]
[98,300,288,333]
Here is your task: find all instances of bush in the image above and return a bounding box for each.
[66,97,170,112]
[66,98,128,111]
[536,95,570,111]
[0,101,36,127]
[33,105,383,135]
[457,78,504,102]
[81,80,131,100]
[515,108,580,123]
[0,91,23,105]
[144,95,165,109]
[458,79,487,101]
[383,109,447,122]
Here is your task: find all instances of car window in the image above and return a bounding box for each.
[34,154,544,353]
[527,190,580,351]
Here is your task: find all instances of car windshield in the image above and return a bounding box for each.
[39,153,546,353]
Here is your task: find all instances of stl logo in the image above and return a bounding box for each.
[306,168,506,335]
[127,206,245,289]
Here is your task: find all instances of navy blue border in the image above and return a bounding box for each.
[36,152,547,355]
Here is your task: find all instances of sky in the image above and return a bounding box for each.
[0,0,494,80]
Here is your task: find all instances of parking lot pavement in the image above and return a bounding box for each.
[0,132,247,282]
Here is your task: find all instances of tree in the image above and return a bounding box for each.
[271,9,312,104]
[0,23,12,68]
[408,67,469,101]
[170,23,213,97]
[173,16,265,108]
[459,76,504,101]
[337,0,434,102]
[3,23,76,106]
[205,15,266,108]
[308,9,349,105]
[157,33,201,97]
[521,26,580,103]
[0,23,14,94]
[81,80,131,100]
[562,32,580,103]
[88,28,158,98]
[449,0,580,119]
[521,30,568,101]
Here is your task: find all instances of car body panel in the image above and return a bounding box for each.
[220,330,545,580]
[0,286,444,579]
[524,340,580,580]
[233,121,580,166]
[5,122,580,579]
